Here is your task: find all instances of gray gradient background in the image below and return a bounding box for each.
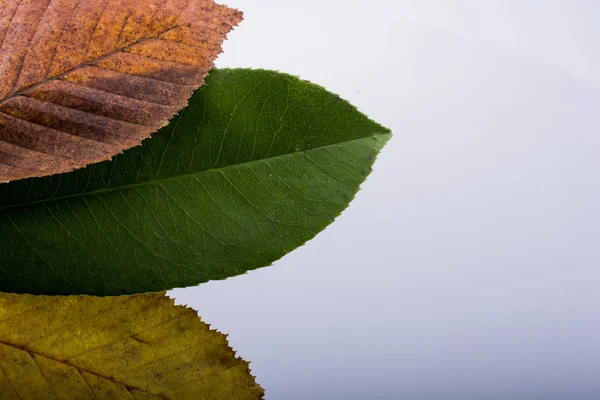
[170,1,600,399]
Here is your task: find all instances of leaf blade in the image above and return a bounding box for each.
[0,292,264,399]
[0,69,391,295]
[0,0,242,182]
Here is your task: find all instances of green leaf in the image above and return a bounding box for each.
[0,292,264,399]
[0,69,391,295]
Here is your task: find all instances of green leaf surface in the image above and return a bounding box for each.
[0,69,391,295]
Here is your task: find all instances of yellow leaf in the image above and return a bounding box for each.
[0,292,263,399]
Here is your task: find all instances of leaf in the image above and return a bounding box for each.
[0,292,264,399]
[0,0,242,182]
[0,68,391,295]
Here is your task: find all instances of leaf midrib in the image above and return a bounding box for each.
[0,339,159,397]
[0,133,390,212]
[0,22,187,106]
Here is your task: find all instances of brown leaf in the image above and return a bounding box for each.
[0,0,242,182]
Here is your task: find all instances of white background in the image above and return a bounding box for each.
[171,1,600,399]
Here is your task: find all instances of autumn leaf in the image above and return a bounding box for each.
[0,68,391,296]
[0,292,264,399]
[0,0,242,183]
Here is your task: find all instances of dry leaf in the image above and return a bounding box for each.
[0,292,264,399]
[0,0,242,182]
